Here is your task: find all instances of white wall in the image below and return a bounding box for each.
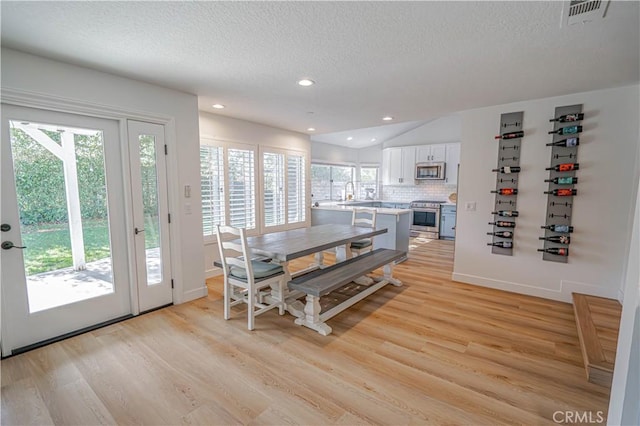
[383,115,461,148]
[453,85,640,303]
[199,111,311,277]
[608,142,640,425]
[1,48,206,304]
[311,141,358,164]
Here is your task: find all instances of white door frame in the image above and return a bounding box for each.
[0,88,185,342]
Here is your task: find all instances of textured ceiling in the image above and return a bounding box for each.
[1,1,639,146]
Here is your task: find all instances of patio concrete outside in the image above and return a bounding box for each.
[27,248,161,312]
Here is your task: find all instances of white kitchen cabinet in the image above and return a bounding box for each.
[382,146,415,185]
[440,204,456,239]
[416,144,446,163]
[445,142,461,185]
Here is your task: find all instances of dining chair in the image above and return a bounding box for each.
[350,208,377,256]
[215,225,285,330]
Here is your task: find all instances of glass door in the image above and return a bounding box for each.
[127,120,172,312]
[1,105,131,356]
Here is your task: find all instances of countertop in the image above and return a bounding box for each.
[311,202,411,216]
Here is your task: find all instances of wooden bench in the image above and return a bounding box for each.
[288,248,406,335]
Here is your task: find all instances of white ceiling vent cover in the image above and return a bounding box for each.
[562,0,610,26]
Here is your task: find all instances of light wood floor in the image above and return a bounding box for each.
[1,239,611,425]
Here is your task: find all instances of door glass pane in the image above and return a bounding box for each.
[138,135,162,285]
[9,120,114,313]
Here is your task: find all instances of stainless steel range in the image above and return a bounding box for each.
[410,200,445,238]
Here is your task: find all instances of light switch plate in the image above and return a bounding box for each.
[465,201,476,211]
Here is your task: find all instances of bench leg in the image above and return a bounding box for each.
[294,294,332,336]
[383,263,402,287]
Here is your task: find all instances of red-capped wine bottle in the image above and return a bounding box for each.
[548,125,582,135]
[545,189,577,196]
[492,210,519,217]
[549,113,584,123]
[545,176,578,185]
[491,188,518,195]
[489,221,516,228]
[495,131,524,140]
[541,224,573,233]
[488,241,512,248]
[492,166,521,173]
[539,235,570,244]
[546,137,579,147]
[546,163,579,172]
[538,247,569,256]
[487,231,513,238]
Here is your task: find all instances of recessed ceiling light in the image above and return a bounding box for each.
[212,104,225,109]
[347,136,353,141]
[307,127,316,132]
[297,79,315,87]
[382,116,393,121]
[371,138,377,142]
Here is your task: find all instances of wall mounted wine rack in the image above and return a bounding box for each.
[540,104,583,263]
[489,111,523,256]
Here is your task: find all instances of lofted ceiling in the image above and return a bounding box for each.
[1,1,638,147]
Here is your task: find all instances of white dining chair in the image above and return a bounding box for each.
[215,225,285,330]
[350,208,377,257]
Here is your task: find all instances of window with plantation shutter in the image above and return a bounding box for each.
[200,146,225,236]
[263,152,285,227]
[228,148,256,229]
[288,154,305,223]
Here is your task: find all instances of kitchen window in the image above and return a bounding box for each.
[359,166,379,200]
[311,163,355,202]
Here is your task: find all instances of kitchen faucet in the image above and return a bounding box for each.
[344,181,355,200]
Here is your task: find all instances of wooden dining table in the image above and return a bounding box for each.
[243,224,389,317]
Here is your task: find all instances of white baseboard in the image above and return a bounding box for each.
[206,268,222,279]
[617,288,625,304]
[451,273,620,303]
[180,286,208,304]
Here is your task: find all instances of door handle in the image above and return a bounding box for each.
[1,224,11,232]
[135,227,145,235]
[2,241,26,250]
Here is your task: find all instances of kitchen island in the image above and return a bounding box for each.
[311,203,411,261]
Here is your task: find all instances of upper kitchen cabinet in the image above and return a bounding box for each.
[416,144,446,163]
[382,146,416,185]
[445,143,460,185]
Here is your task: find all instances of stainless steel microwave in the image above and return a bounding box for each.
[416,162,445,180]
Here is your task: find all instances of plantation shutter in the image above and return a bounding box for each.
[228,148,256,229]
[200,146,225,236]
[264,152,285,227]
[287,154,306,223]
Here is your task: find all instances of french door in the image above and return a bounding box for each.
[0,106,171,356]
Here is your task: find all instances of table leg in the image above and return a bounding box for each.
[383,263,402,287]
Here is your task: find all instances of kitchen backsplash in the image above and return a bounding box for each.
[381,181,457,202]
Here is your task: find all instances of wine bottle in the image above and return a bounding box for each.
[548,125,582,135]
[489,221,516,228]
[491,188,518,195]
[541,224,573,233]
[544,176,578,185]
[546,137,579,147]
[492,210,519,217]
[545,163,579,172]
[495,131,524,140]
[487,231,513,238]
[549,113,584,123]
[488,241,512,248]
[537,247,569,256]
[492,166,521,174]
[539,235,570,244]
[544,189,577,197]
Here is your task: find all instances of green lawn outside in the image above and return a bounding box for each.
[21,217,160,275]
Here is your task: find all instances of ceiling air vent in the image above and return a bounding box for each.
[562,0,610,26]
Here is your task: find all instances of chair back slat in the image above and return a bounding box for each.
[215,225,254,283]
[352,208,377,229]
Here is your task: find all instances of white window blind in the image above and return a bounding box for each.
[228,148,256,229]
[288,154,306,223]
[200,146,225,236]
[263,152,285,227]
